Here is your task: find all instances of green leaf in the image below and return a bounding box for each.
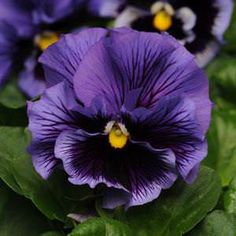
[204,108,236,185]
[0,103,27,127]
[0,127,65,221]
[187,210,236,236]
[75,167,221,236]
[0,182,52,236]
[0,80,26,109]
[68,218,131,236]
[224,177,236,214]
[123,166,221,236]
[223,1,236,54]
[207,56,236,106]
[0,127,93,222]
[41,231,65,236]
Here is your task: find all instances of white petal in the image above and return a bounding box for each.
[212,0,234,40]
[114,6,149,27]
[176,7,197,31]
[195,41,220,68]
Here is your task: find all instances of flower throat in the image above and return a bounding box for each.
[105,121,129,149]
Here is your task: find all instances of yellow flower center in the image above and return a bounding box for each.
[106,122,129,149]
[153,10,172,31]
[35,32,59,51]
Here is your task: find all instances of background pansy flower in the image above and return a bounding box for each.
[28,28,212,208]
[0,21,19,86]
[0,0,86,98]
[89,0,233,67]
[88,0,126,17]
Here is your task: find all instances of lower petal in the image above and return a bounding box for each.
[55,129,177,208]
[124,141,177,207]
[55,129,125,190]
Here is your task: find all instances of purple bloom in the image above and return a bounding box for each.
[0,0,86,97]
[88,0,126,17]
[89,0,233,67]
[0,22,18,86]
[28,28,212,208]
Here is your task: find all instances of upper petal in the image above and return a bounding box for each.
[73,29,211,133]
[39,28,109,87]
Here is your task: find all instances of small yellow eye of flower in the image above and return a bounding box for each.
[35,32,59,51]
[153,10,172,31]
[108,126,129,149]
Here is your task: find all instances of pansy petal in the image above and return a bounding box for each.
[39,28,109,87]
[123,96,208,183]
[175,7,197,32]
[0,22,18,85]
[28,81,79,142]
[28,81,113,178]
[28,141,59,179]
[88,0,125,17]
[55,129,177,207]
[73,31,192,111]
[195,40,220,68]
[55,130,125,190]
[102,188,130,209]
[18,53,46,98]
[176,142,207,184]
[0,0,35,38]
[124,141,177,208]
[32,0,85,24]
[0,58,12,86]
[124,96,203,142]
[184,163,200,184]
[27,82,79,178]
[73,30,211,133]
[176,141,207,183]
[212,0,233,40]
[115,6,149,27]
[175,0,233,66]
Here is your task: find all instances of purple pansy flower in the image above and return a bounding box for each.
[28,28,212,208]
[89,0,233,67]
[0,0,86,97]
